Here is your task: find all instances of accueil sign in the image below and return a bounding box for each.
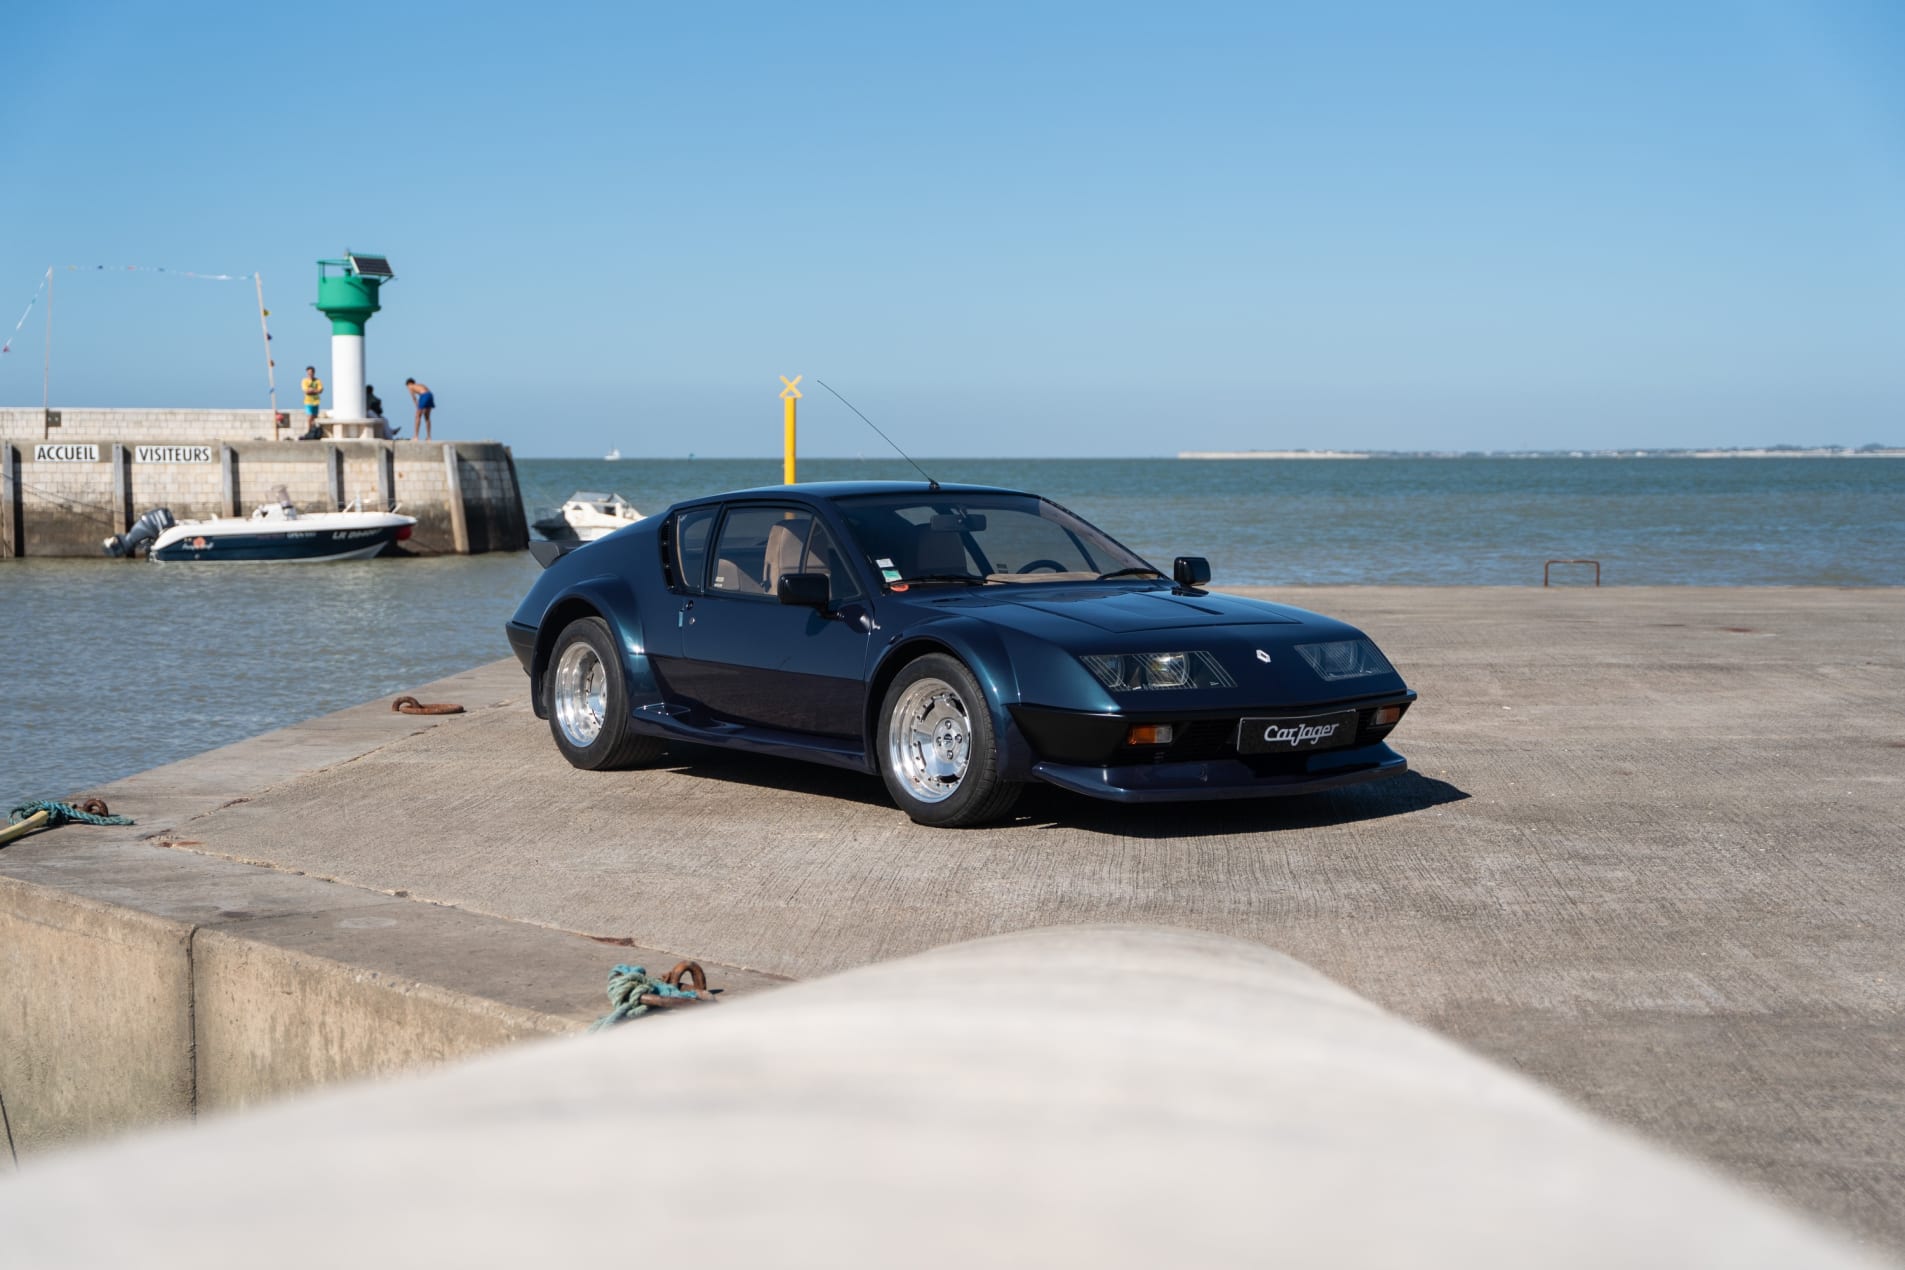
[34,443,99,462]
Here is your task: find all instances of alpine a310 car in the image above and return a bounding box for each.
[506,482,1415,828]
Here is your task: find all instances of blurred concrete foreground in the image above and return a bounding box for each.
[0,926,1879,1269]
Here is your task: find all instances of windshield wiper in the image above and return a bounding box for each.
[900,573,988,586]
[1095,566,1165,581]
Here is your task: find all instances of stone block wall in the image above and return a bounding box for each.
[1,439,525,558]
[0,408,291,444]
[456,444,529,554]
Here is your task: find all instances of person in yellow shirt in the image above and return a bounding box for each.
[301,366,324,434]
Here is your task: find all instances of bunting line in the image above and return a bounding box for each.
[57,263,256,281]
[3,263,259,356]
[1,268,49,355]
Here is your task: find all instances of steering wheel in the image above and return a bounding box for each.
[1017,559,1067,573]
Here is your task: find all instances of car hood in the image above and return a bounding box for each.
[909,585,1350,639]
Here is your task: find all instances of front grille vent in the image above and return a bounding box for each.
[1141,706,1400,765]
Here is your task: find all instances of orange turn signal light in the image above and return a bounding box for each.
[1372,705,1404,727]
[1125,723,1174,746]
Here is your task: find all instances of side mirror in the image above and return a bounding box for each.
[1173,556,1211,587]
[777,572,831,610]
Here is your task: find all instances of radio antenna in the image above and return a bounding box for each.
[814,379,939,490]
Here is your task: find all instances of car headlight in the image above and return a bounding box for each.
[1295,639,1395,681]
[1078,650,1236,691]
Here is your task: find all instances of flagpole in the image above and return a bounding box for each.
[40,267,53,431]
[255,272,279,430]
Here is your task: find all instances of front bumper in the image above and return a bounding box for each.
[1031,741,1407,803]
[1009,691,1415,803]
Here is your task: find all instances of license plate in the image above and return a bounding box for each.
[1236,711,1358,754]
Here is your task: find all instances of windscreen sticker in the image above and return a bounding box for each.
[881,567,903,582]
[875,558,895,568]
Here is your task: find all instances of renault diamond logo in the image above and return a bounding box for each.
[1255,649,1272,664]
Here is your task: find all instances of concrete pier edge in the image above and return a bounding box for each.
[3,584,1903,1257]
[0,659,784,1159]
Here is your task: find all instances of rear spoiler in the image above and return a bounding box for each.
[529,539,582,569]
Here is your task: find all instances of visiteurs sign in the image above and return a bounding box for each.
[135,446,213,463]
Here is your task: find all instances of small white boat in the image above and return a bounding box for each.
[105,499,416,562]
[532,491,643,542]
[604,448,622,461]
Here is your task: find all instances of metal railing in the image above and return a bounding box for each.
[1544,558,1601,587]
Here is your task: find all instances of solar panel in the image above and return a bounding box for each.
[348,254,394,278]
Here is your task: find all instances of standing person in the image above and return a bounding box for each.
[405,378,435,441]
[301,366,324,434]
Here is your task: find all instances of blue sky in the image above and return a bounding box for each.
[2,0,1901,456]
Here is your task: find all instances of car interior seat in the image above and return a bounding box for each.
[713,557,765,593]
[762,520,811,595]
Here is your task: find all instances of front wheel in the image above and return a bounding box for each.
[877,653,1021,827]
[545,616,665,770]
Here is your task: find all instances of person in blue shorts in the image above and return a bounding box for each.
[405,378,436,441]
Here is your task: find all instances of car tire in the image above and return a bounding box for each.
[877,653,1021,827]
[545,616,665,771]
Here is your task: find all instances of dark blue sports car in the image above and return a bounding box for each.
[506,482,1415,827]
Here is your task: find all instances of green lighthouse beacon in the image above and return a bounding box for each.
[313,252,395,427]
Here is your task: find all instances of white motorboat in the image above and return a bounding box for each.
[532,490,643,542]
[104,499,416,562]
[604,448,622,461]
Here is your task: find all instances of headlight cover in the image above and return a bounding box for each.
[1295,639,1395,682]
[1079,650,1236,692]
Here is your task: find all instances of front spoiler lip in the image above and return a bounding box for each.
[1030,743,1407,804]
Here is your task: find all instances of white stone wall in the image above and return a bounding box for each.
[0,408,292,444]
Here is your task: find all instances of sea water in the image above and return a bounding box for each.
[3,456,1900,803]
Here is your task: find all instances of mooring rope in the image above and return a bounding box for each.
[8,799,133,828]
[0,1078,16,1168]
[3,477,133,532]
[1,798,134,848]
[590,961,719,1031]
[391,696,465,716]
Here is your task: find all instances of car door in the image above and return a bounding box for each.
[670,503,872,736]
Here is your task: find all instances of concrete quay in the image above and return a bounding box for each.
[3,585,1903,1251]
[0,662,786,1158]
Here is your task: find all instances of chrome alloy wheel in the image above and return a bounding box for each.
[553,640,607,747]
[887,677,973,803]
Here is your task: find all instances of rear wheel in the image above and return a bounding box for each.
[878,653,1020,827]
[545,616,664,770]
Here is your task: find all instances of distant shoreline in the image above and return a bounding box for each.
[1177,448,1905,460]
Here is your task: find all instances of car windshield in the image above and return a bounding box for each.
[834,492,1160,586]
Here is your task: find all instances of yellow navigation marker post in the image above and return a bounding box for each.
[780,375,803,484]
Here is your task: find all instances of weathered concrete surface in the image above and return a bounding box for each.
[0,662,783,1155]
[194,902,605,1115]
[0,877,194,1154]
[0,928,1884,1270]
[104,585,1905,1252]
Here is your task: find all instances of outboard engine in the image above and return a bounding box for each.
[103,507,176,558]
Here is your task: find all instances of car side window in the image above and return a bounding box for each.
[802,520,863,603]
[710,505,815,599]
[670,507,718,592]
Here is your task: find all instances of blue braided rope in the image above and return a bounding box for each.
[589,964,702,1031]
[8,800,134,827]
